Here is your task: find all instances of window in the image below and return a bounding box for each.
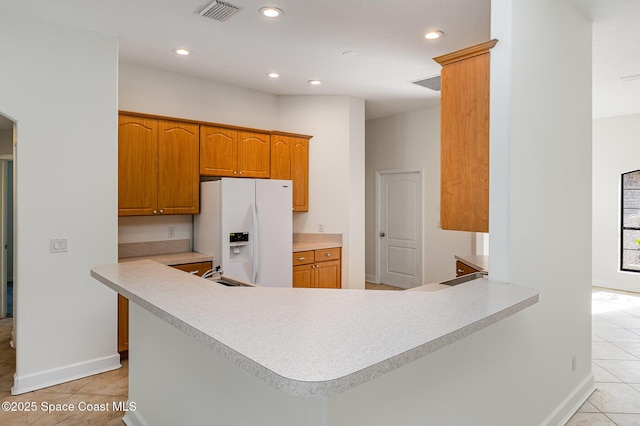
[621,170,640,272]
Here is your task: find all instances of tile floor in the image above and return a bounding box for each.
[0,317,128,425]
[567,288,640,425]
[0,287,639,425]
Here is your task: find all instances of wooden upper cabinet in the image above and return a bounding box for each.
[200,126,237,177]
[118,116,158,216]
[271,133,310,212]
[237,131,270,178]
[434,39,497,233]
[270,134,292,180]
[200,127,270,178]
[291,138,309,212]
[118,114,199,216]
[157,121,199,215]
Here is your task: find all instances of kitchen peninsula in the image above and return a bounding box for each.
[91,260,539,426]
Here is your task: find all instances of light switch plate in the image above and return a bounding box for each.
[50,238,68,253]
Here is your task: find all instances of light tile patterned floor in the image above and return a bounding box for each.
[0,287,639,424]
[0,317,128,425]
[567,288,640,425]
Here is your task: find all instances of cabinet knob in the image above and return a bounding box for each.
[296,257,306,261]
[325,253,331,257]
[234,171,237,175]
[159,209,164,214]
[153,210,157,214]
[379,232,386,237]
[239,171,243,175]
[457,269,464,273]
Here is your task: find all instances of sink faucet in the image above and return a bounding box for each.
[202,266,224,279]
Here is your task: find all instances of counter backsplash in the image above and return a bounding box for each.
[293,233,342,244]
[119,239,191,259]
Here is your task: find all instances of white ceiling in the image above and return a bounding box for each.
[0,0,638,130]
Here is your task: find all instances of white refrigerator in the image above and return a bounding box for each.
[194,178,292,287]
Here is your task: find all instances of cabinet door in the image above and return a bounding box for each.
[171,261,213,276]
[118,116,158,216]
[200,126,237,176]
[291,138,309,212]
[117,295,129,353]
[314,260,341,289]
[436,40,495,233]
[293,264,313,288]
[456,260,479,277]
[238,131,270,178]
[157,121,200,214]
[270,134,292,180]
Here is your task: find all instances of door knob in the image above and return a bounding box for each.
[379,232,385,237]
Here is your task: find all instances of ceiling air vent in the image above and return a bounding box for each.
[412,75,441,91]
[195,0,240,21]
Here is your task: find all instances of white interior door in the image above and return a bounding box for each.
[377,170,423,288]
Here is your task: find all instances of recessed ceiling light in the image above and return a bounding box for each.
[424,30,444,40]
[173,48,191,56]
[259,7,283,18]
[266,72,280,78]
[308,80,322,85]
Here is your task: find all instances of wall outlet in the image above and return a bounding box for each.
[572,354,577,372]
[168,226,176,238]
[50,238,68,253]
[318,224,324,232]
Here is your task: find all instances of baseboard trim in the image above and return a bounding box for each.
[123,409,150,426]
[365,274,376,283]
[11,353,121,395]
[541,373,595,426]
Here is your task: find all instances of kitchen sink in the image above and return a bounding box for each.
[207,276,255,287]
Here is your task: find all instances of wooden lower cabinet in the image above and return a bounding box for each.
[293,248,341,289]
[456,260,480,277]
[171,261,213,276]
[117,295,129,354]
[118,261,213,356]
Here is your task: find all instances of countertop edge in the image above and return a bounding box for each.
[91,261,539,398]
[292,242,343,252]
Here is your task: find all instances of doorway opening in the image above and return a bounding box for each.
[0,114,14,320]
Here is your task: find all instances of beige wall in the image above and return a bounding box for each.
[365,107,474,284]
[0,129,12,155]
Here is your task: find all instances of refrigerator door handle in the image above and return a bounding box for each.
[251,203,260,283]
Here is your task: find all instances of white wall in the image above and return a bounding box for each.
[0,10,119,393]
[119,63,280,130]
[489,0,593,423]
[365,107,474,284]
[279,96,366,289]
[593,113,640,292]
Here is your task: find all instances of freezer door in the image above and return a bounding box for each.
[220,178,254,283]
[255,179,293,287]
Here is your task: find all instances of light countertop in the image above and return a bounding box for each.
[293,242,342,252]
[91,260,538,398]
